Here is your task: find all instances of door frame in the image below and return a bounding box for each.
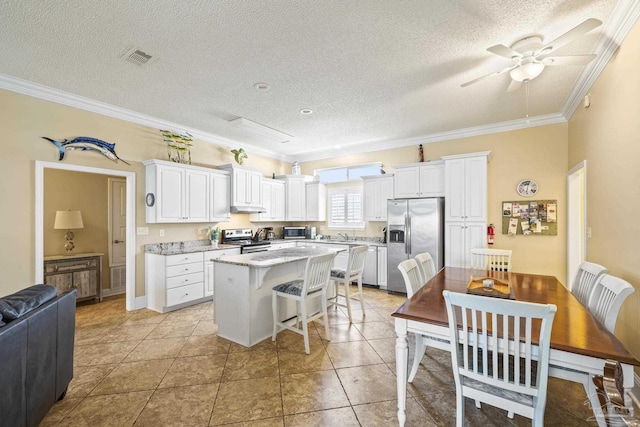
[35,161,137,311]
[567,160,587,287]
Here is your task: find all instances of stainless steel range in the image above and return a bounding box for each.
[221,228,271,254]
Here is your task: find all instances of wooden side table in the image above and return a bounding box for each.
[44,253,103,303]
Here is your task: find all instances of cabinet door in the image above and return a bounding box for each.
[45,272,73,293]
[232,168,248,205]
[466,222,486,264]
[363,179,379,221]
[185,169,209,222]
[261,180,274,221]
[73,269,98,299]
[273,181,286,221]
[157,165,185,222]
[444,158,466,222]
[394,167,420,198]
[204,260,214,297]
[249,171,262,207]
[377,247,387,289]
[210,173,231,221]
[286,179,306,221]
[464,157,487,222]
[378,177,394,221]
[419,164,444,197]
[306,182,326,221]
[445,222,467,268]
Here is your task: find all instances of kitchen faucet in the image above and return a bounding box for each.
[338,232,349,241]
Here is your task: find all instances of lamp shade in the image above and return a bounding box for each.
[54,210,84,229]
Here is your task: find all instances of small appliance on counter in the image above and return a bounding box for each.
[264,227,276,240]
[306,227,317,240]
[382,227,387,243]
[282,226,307,240]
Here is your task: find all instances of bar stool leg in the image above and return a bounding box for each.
[358,277,366,314]
[271,292,278,341]
[343,279,353,323]
[301,300,310,354]
[322,289,331,342]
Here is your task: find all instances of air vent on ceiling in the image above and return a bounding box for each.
[121,47,157,66]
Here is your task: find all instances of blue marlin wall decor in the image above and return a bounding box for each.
[42,136,130,165]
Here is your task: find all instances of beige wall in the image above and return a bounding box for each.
[0,89,288,297]
[568,18,640,360]
[44,169,117,289]
[302,123,569,281]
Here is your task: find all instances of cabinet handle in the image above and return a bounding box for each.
[53,265,58,272]
[86,262,91,267]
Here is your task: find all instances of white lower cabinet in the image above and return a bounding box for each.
[377,247,387,290]
[204,248,241,298]
[444,222,485,268]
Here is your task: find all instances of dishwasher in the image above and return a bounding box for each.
[362,246,378,286]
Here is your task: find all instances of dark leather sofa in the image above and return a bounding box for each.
[0,285,76,427]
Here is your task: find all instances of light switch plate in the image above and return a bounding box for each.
[136,227,149,235]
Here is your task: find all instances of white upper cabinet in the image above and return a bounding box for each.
[144,159,210,223]
[305,181,327,221]
[443,152,489,222]
[219,164,263,210]
[393,161,444,198]
[276,175,311,221]
[363,175,394,221]
[209,170,231,222]
[250,178,285,222]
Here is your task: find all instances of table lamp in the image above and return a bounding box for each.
[54,210,84,253]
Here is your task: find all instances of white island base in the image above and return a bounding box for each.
[213,247,344,347]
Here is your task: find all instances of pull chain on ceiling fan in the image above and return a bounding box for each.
[461,18,602,91]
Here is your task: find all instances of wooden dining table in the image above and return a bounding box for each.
[392,267,640,427]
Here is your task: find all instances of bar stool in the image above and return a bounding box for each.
[328,245,368,322]
[271,252,336,354]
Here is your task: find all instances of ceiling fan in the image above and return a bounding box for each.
[461,18,602,91]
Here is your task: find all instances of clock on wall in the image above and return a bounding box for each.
[517,180,538,197]
[145,193,155,207]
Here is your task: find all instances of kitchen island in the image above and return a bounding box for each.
[213,246,346,347]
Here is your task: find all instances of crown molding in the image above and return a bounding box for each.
[0,73,289,162]
[562,0,640,119]
[293,113,566,163]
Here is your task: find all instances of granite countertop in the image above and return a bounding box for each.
[214,246,347,268]
[145,241,239,256]
[303,239,387,247]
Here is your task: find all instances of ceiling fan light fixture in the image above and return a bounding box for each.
[510,62,545,82]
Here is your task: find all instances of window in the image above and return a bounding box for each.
[315,163,382,183]
[328,187,364,230]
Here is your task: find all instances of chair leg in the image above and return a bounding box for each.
[358,277,365,314]
[322,289,331,342]
[301,300,310,354]
[408,334,426,383]
[343,280,353,322]
[507,410,514,419]
[271,292,278,342]
[456,385,464,427]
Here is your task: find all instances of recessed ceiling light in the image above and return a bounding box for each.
[300,108,313,115]
[254,82,270,91]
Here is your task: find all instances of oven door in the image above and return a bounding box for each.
[241,242,271,254]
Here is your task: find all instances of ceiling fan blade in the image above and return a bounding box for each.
[460,64,517,88]
[487,44,521,60]
[540,18,602,55]
[541,54,596,66]
[507,79,521,92]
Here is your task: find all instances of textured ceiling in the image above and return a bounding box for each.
[0,0,629,162]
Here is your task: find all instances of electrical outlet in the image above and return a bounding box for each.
[587,227,592,238]
[136,227,149,235]
[159,229,165,237]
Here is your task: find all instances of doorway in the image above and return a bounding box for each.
[567,161,587,287]
[35,161,137,310]
[107,178,127,297]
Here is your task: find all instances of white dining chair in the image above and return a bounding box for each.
[328,245,368,322]
[571,261,608,307]
[415,252,437,283]
[398,258,439,383]
[271,252,336,354]
[587,274,635,333]
[470,248,512,272]
[443,290,557,427]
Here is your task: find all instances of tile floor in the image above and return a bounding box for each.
[41,288,596,426]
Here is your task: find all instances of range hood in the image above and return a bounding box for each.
[230,205,266,214]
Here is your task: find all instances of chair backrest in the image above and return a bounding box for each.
[587,274,635,333]
[470,248,512,272]
[302,252,337,296]
[398,259,422,298]
[443,290,557,415]
[415,252,437,283]
[571,261,608,307]
[345,245,369,280]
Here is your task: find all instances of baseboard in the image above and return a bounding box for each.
[134,295,147,310]
[101,288,126,298]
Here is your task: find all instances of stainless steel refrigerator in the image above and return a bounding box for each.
[386,198,445,294]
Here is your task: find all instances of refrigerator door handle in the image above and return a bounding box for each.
[406,213,411,254]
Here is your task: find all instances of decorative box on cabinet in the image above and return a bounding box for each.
[144,159,210,223]
[275,175,312,221]
[146,252,206,313]
[44,253,103,303]
[363,175,394,221]
[204,248,241,298]
[305,181,327,221]
[442,151,490,268]
[250,179,285,222]
[219,164,263,211]
[393,161,444,199]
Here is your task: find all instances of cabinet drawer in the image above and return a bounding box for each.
[165,252,203,267]
[166,272,204,289]
[45,258,98,273]
[166,262,203,278]
[166,282,204,306]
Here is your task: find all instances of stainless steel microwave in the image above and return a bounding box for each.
[282,226,307,240]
